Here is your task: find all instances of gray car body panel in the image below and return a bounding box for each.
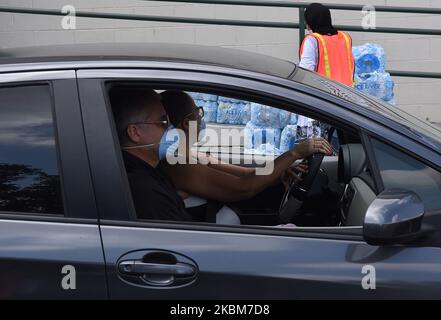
[0,219,107,299]
[101,224,441,299]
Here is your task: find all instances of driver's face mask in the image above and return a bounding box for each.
[122,124,180,161]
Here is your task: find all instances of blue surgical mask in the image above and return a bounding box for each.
[122,125,180,162]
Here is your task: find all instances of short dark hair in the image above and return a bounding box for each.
[160,90,196,128]
[110,87,161,145]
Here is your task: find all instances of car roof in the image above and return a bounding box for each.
[0,42,296,79]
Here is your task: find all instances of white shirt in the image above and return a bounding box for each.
[298,35,319,72]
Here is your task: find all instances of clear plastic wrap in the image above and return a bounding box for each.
[279,125,297,153]
[217,96,251,125]
[352,43,386,74]
[352,43,395,106]
[354,72,395,105]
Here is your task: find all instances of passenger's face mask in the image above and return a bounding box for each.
[158,125,180,160]
[122,125,180,161]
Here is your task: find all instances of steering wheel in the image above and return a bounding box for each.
[278,153,325,223]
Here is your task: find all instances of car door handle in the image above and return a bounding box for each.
[119,260,196,277]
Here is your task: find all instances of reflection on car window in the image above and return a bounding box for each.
[0,85,63,215]
[372,139,441,211]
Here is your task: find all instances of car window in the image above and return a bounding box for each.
[0,85,64,215]
[372,139,441,212]
[108,85,344,228]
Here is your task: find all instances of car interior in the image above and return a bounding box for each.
[107,83,379,229]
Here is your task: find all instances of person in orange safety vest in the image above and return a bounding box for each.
[299,3,355,87]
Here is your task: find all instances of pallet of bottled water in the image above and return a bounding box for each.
[216,96,251,125]
[352,43,395,105]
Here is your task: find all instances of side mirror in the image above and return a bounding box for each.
[363,189,424,245]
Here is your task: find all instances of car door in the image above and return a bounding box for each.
[77,66,441,299]
[0,71,107,299]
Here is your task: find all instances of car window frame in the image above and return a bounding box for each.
[366,132,441,212]
[76,66,441,243]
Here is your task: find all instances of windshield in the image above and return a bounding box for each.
[292,67,441,147]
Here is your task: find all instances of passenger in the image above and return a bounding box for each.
[159,90,332,223]
[110,87,194,222]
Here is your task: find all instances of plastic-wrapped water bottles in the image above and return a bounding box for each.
[296,115,313,141]
[354,72,395,105]
[193,99,218,123]
[250,103,290,129]
[239,101,251,124]
[352,43,386,74]
[280,117,331,153]
[202,94,219,123]
[243,104,292,155]
[244,121,281,152]
[279,125,297,153]
[217,96,251,125]
[352,43,395,106]
[319,122,331,139]
[187,92,201,100]
[312,120,322,138]
[206,100,219,123]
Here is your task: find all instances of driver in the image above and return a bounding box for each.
[159,90,332,222]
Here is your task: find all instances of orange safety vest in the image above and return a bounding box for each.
[299,31,355,87]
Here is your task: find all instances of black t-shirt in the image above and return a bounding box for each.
[123,151,193,222]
